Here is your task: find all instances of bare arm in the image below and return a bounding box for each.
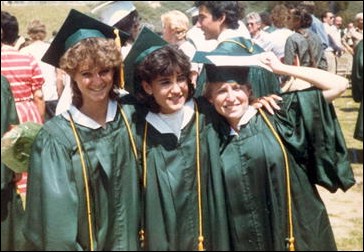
[260,52,348,102]
[33,89,45,122]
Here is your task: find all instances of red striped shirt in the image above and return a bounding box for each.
[1,45,44,102]
[2,45,45,202]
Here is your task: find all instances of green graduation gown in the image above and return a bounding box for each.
[137,98,230,251]
[23,103,141,251]
[218,89,355,251]
[1,75,25,251]
[351,40,363,141]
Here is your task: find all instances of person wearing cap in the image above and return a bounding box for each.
[1,75,25,251]
[200,51,354,250]
[122,26,231,251]
[193,1,280,97]
[91,1,140,60]
[23,9,140,251]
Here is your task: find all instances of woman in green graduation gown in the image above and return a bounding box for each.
[351,40,363,141]
[202,52,355,251]
[1,75,25,251]
[123,27,230,250]
[23,10,140,250]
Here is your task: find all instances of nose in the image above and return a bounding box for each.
[92,73,104,84]
[226,89,236,101]
[170,81,182,94]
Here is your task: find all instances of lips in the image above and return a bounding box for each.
[91,86,106,92]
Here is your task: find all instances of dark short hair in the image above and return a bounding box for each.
[194,1,245,29]
[135,45,195,113]
[113,10,140,41]
[1,11,19,45]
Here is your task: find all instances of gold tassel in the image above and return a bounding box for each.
[113,29,125,90]
[198,235,205,251]
[287,237,295,251]
[139,229,145,249]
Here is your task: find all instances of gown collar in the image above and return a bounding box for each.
[230,106,258,136]
[145,99,194,139]
[62,100,117,129]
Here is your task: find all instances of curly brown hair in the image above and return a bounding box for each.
[59,37,122,108]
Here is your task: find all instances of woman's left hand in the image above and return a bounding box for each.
[251,94,282,114]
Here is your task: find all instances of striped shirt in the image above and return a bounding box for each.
[1,45,44,102]
[2,45,45,200]
[1,45,45,123]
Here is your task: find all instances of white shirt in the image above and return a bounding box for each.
[145,99,194,139]
[230,106,258,136]
[20,41,59,101]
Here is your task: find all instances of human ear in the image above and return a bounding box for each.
[141,80,152,95]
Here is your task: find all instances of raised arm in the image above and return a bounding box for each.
[260,52,348,102]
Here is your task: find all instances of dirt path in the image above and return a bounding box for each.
[318,165,363,251]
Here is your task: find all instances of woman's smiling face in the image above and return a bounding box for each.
[73,59,114,106]
[142,70,189,114]
[209,82,251,126]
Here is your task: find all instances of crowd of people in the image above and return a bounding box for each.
[1,1,362,251]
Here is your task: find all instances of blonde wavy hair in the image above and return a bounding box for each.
[161,10,190,41]
[27,19,46,41]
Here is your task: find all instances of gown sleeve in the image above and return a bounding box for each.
[276,88,355,192]
[24,121,83,250]
[1,76,20,189]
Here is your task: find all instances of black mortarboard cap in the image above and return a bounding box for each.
[205,65,249,84]
[42,9,129,68]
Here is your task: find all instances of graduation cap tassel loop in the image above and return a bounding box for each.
[113,29,125,90]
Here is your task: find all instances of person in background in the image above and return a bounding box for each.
[185,6,218,52]
[342,12,363,54]
[199,50,354,251]
[244,12,273,52]
[1,10,45,207]
[23,9,141,250]
[91,0,140,60]
[351,39,363,141]
[259,11,276,33]
[193,1,280,97]
[322,11,345,73]
[284,7,327,70]
[20,19,64,121]
[1,75,24,251]
[268,4,293,61]
[161,9,200,86]
[298,1,329,50]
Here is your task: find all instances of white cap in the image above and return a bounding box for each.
[91,1,136,26]
[186,7,198,17]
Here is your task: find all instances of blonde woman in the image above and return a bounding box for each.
[161,10,200,86]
